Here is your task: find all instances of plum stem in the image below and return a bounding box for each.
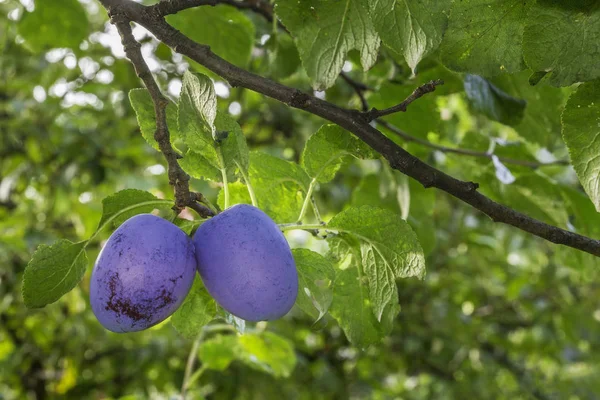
[297,178,317,222]
[235,160,258,207]
[217,149,230,209]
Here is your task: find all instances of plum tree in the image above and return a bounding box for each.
[90,214,196,332]
[193,204,298,321]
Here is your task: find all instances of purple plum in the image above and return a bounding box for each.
[90,214,196,332]
[193,204,298,321]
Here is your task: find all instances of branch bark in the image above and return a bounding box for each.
[102,3,214,217]
[362,79,444,121]
[99,0,600,257]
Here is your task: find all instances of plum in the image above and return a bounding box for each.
[193,204,298,321]
[90,214,196,332]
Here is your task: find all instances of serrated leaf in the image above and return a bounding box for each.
[198,335,239,371]
[250,152,312,190]
[440,0,534,77]
[351,173,436,256]
[485,174,568,227]
[328,237,398,347]
[178,72,249,182]
[129,89,179,150]
[302,125,376,183]
[171,277,217,339]
[276,0,380,90]
[18,0,89,52]
[523,1,600,87]
[237,332,296,378]
[562,80,600,211]
[328,206,425,322]
[97,189,172,229]
[491,71,568,147]
[245,152,309,222]
[218,114,250,180]
[178,70,218,151]
[167,5,255,68]
[22,240,88,308]
[266,34,301,80]
[464,74,526,126]
[292,249,335,321]
[369,0,451,74]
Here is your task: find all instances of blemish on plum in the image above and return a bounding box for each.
[105,273,146,322]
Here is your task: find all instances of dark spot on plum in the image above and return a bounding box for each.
[156,288,175,308]
[105,273,147,322]
[118,250,123,257]
[113,233,124,245]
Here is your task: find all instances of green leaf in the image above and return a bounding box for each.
[97,189,172,229]
[266,34,301,80]
[523,1,600,87]
[178,71,249,182]
[247,152,309,222]
[491,71,568,147]
[171,277,217,339]
[217,114,250,180]
[484,174,568,227]
[440,0,534,77]
[351,173,436,256]
[292,249,336,321]
[178,71,218,151]
[302,125,376,183]
[369,0,451,74]
[276,0,380,90]
[562,80,600,211]
[464,74,526,126]
[328,206,425,321]
[328,236,398,347]
[167,6,255,67]
[22,240,88,308]
[128,89,179,150]
[18,0,89,52]
[250,152,311,191]
[237,332,296,378]
[198,335,239,371]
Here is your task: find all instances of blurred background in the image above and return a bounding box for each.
[2,0,600,399]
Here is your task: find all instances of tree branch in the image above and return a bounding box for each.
[148,0,276,23]
[362,79,444,121]
[339,68,570,169]
[101,4,214,218]
[99,0,600,257]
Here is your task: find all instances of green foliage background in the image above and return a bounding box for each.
[2,0,600,399]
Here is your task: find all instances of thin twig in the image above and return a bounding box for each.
[340,71,370,112]
[363,79,444,121]
[104,7,214,218]
[338,72,569,168]
[148,0,281,28]
[181,333,203,399]
[99,0,600,257]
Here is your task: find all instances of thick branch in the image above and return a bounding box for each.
[102,3,214,217]
[363,79,444,121]
[148,0,275,22]
[100,0,600,257]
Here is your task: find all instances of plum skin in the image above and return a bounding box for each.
[90,214,196,333]
[193,204,298,321]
